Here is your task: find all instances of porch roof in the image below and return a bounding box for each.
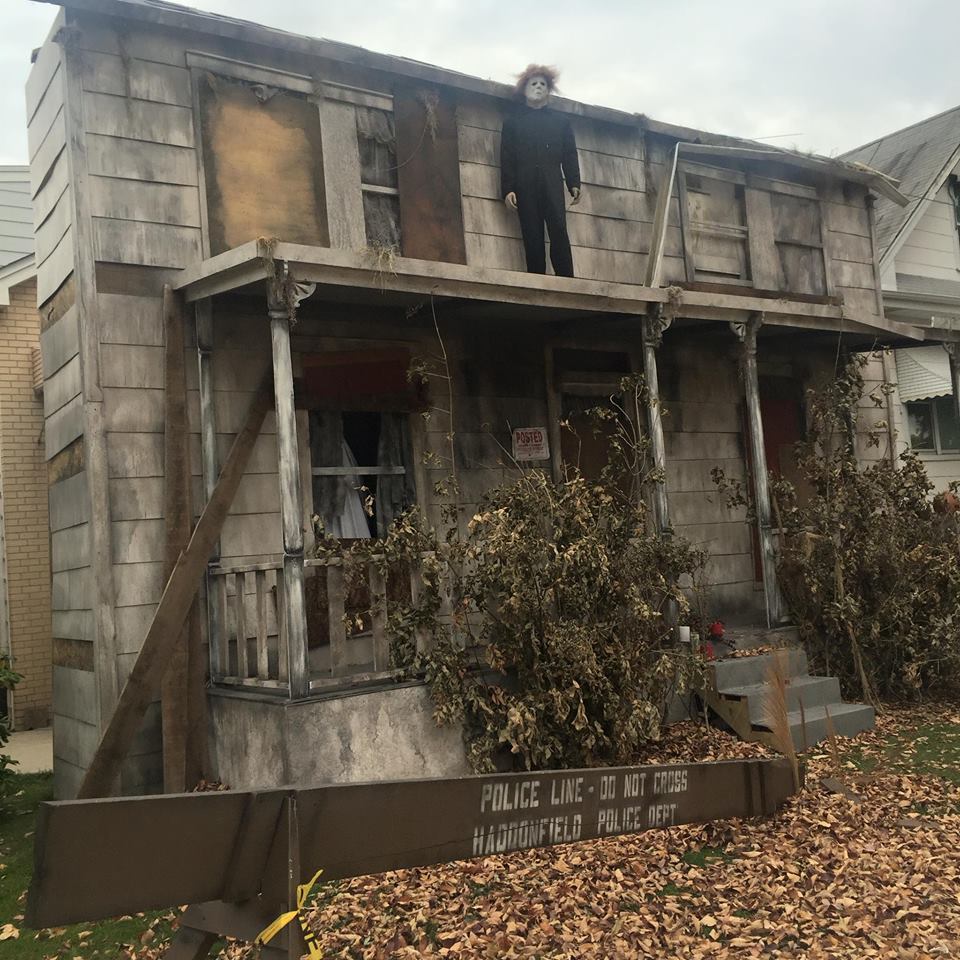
[172,240,933,343]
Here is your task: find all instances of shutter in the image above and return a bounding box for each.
[394,86,467,264]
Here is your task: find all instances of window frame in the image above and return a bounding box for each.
[676,160,835,298]
[905,396,960,455]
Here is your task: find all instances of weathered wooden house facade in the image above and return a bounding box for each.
[27,0,949,798]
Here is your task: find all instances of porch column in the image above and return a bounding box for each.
[195,299,226,680]
[267,269,314,699]
[731,314,785,628]
[641,305,671,534]
[945,342,960,426]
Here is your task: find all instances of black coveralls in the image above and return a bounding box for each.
[500,105,581,277]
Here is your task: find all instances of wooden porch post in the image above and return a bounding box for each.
[732,314,785,628]
[267,269,314,700]
[195,299,227,681]
[945,343,960,427]
[641,305,672,534]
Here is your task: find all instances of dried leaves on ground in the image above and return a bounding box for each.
[293,704,959,959]
[61,705,960,959]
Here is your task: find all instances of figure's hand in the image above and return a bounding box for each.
[570,187,582,206]
[504,192,518,210]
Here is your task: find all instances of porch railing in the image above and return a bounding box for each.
[207,552,434,697]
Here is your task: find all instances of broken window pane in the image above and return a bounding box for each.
[356,107,399,189]
[907,402,934,451]
[362,191,402,249]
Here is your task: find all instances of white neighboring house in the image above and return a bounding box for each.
[0,166,34,300]
[844,106,960,487]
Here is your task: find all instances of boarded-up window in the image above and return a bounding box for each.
[356,107,402,249]
[199,73,329,254]
[680,172,750,284]
[679,161,830,297]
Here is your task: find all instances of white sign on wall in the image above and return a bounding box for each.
[512,426,550,462]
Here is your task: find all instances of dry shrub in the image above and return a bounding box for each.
[774,355,960,703]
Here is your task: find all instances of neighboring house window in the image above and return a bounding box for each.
[356,107,402,249]
[906,396,960,454]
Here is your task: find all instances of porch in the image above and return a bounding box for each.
[171,241,923,706]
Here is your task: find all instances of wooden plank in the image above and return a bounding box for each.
[88,177,202,228]
[369,565,388,670]
[27,65,65,160]
[198,74,328,255]
[80,51,193,107]
[49,471,91,532]
[255,571,269,679]
[45,393,84,460]
[822,201,870,238]
[395,86,467,264]
[83,92,195,147]
[744,188,780,289]
[103,387,165,433]
[93,218,203,268]
[28,757,797,928]
[327,564,347,676]
[50,523,90,575]
[234,573,248,679]
[37,227,75,307]
[43,354,82,418]
[98,293,165,347]
[162,285,195,792]
[100,344,166,389]
[35,187,73,265]
[644,144,679,286]
[457,125,645,191]
[86,134,199,186]
[31,114,67,203]
[40,304,80,378]
[77,380,273,799]
[26,37,63,125]
[318,99,366,251]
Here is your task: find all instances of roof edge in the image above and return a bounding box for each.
[35,0,903,198]
[0,255,37,307]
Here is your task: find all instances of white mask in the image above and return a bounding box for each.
[524,75,550,108]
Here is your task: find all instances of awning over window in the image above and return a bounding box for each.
[895,347,953,402]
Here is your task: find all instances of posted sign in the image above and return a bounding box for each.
[512,426,550,461]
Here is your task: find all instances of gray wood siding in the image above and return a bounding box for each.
[456,100,661,283]
[27,35,73,305]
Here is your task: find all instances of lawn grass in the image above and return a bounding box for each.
[844,718,960,783]
[0,773,174,959]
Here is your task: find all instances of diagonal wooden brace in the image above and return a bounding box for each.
[78,376,274,799]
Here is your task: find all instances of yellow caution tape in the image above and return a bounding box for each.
[255,868,324,958]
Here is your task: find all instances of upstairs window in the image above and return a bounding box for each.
[356,107,402,250]
[678,161,831,298]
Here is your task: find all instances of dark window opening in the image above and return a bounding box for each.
[907,397,960,454]
[356,106,402,249]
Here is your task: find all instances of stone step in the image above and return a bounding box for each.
[722,624,801,651]
[710,649,809,689]
[720,675,842,724]
[757,702,875,751]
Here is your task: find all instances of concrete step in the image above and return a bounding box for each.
[721,675,842,724]
[710,649,809,689]
[758,702,875,751]
[722,624,801,651]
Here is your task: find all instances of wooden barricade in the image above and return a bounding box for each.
[27,758,800,959]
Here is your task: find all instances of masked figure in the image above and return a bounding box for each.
[500,64,582,277]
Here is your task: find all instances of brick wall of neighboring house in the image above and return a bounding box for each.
[0,275,51,729]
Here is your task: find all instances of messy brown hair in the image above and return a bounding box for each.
[513,64,560,98]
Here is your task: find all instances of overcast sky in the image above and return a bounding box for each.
[2,0,957,166]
